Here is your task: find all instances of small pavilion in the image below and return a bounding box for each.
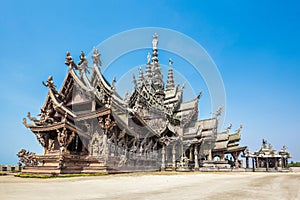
[243,139,292,172]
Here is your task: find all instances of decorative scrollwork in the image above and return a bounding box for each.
[17,149,38,167]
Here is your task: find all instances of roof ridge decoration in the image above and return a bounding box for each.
[77,51,90,75]
[42,76,63,99]
[92,47,102,68]
[137,67,144,88]
[166,58,175,90]
[65,51,78,70]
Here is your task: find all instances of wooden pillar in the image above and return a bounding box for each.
[246,157,249,168]
[275,158,278,170]
[194,146,199,170]
[256,157,259,168]
[172,144,176,169]
[208,149,212,161]
[189,146,193,161]
[266,157,269,172]
[161,145,166,170]
[165,146,168,163]
[103,133,108,164]
[233,152,240,168]
[252,158,255,172]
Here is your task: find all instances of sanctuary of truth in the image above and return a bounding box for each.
[19,34,291,174]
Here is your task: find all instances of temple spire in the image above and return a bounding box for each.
[151,33,164,91]
[138,67,144,87]
[152,33,159,63]
[132,74,137,89]
[166,58,175,90]
[145,53,152,87]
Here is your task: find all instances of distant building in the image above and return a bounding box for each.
[243,139,291,172]
[20,34,248,174]
[0,165,21,172]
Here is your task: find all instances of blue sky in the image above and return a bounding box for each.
[1,0,300,164]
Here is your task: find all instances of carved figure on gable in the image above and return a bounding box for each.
[65,51,78,70]
[92,48,102,67]
[78,51,90,74]
[42,76,59,94]
[42,76,64,99]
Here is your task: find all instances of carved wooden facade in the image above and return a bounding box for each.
[21,35,247,174]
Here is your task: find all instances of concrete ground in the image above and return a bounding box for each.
[0,172,299,200]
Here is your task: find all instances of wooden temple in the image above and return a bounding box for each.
[20,34,247,174]
[243,140,291,172]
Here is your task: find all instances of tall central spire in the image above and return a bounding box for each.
[152,33,159,63]
[151,33,164,92]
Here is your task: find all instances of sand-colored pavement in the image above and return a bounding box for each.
[0,172,299,200]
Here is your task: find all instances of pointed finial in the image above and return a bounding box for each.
[227,123,232,131]
[132,74,137,88]
[147,52,151,64]
[169,58,173,66]
[215,106,223,117]
[282,145,287,151]
[124,90,129,101]
[152,33,159,63]
[166,58,175,90]
[181,83,186,90]
[238,124,243,131]
[112,76,116,90]
[197,90,202,99]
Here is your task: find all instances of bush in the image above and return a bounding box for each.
[0,172,7,176]
[14,173,107,178]
[289,162,300,167]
